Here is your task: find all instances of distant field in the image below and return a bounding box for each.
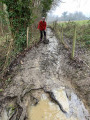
[53,20,90,48]
[58,20,89,26]
[74,20,89,25]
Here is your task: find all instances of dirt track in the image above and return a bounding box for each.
[3,28,73,96]
[0,28,90,120]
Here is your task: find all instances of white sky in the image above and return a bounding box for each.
[51,0,90,17]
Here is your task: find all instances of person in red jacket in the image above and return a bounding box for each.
[38,17,47,41]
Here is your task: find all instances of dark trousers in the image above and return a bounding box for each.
[40,30,46,40]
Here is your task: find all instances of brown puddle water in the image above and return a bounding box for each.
[28,94,78,120]
[27,88,89,120]
[0,88,89,120]
[28,96,78,120]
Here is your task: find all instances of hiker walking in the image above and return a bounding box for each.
[38,17,47,42]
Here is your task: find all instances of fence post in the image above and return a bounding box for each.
[61,24,65,44]
[27,27,29,48]
[59,27,61,41]
[72,25,76,59]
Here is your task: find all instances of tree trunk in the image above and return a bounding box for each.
[0,2,4,35]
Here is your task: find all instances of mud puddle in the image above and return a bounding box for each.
[0,88,90,120]
[27,88,90,120]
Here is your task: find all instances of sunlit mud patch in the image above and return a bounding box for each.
[0,110,8,120]
[0,88,89,120]
[52,88,69,113]
[27,88,89,120]
[28,94,77,120]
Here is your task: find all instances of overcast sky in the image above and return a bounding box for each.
[51,0,90,17]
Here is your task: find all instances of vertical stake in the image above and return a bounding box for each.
[61,24,64,44]
[27,27,29,48]
[72,25,76,59]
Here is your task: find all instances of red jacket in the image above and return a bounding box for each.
[38,20,46,31]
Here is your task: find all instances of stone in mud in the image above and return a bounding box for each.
[52,88,69,113]
[28,89,90,120]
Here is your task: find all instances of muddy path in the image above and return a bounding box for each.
[0,28,90,120]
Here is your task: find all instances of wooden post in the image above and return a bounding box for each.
[61,25,64,44]
[27,27,29,48]
[1,2,4,36]
[59,27,61,41]
[72,25,76,59]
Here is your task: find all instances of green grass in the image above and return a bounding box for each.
[74,20,89,25]
[52,20,90,49]
[58,20,90,26]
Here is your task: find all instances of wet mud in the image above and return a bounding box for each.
[28,88,89,120]
[0,28,90,120]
